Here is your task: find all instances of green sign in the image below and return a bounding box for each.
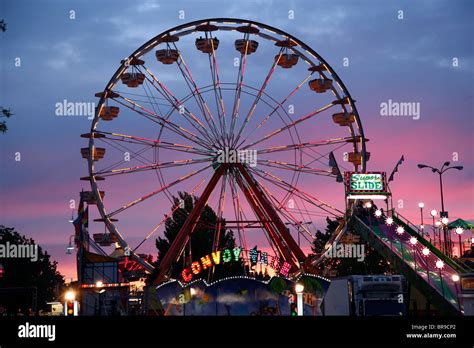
[350,173,383,192]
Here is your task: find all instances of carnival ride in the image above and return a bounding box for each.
[80,18,367,285]
[78,18,471,315]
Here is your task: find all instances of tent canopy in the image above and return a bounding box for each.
[447,218,474,230]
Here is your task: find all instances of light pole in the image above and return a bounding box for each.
[452,274,461,311]
[417,162,463,255]
[422,247,430,284]
[455,227,464,258]
[430,210,437,246]
[295,283,304,316]
[441,217,450,254]
[396,226,405,261]
[435,220,442,250]
[418,202,424,235]
[410,237,418,271]
[436,260,445,298]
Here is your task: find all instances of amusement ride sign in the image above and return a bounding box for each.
[345,172,389,200]
[181,247,292,282]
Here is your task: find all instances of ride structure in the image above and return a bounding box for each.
[80,18,368,287]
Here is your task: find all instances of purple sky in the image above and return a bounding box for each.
[1,0,473,280]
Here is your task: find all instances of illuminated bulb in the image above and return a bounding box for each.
[430,209,437,217]
[435,260,444,269]
[420,225,424,230]
[396,226,404,235]
[386,217,393,226]
[422,247,430,256]
[452,274,460,282]
[455,227,464,235]
[441,217,449,225]
[96,281,103,288]
[364,202,372,209]
[65,290,75,301]
[295,283,304,293]
[435,221,442,227]
[375,210,382,217]
[409,237,418,245]
[418,202,424,208]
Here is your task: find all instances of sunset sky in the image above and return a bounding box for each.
[1,0,473,281]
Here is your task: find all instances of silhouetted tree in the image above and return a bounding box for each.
[155,192,243,281]
[0,107,13,134]
[0,226,65,314]
[311,217,392,276]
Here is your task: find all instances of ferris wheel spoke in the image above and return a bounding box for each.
[106,164,212,218]
[229,33,252,146]
[257,181,315,241]
[94,157,211,178]
[248,166,343,216]
[205,32,227,142]
[241,101,336,151]
[236,73,313,149]
[95,131,212,156]
[228,173,248,252]
[96,137,157,174]
[212,174,228,252]
[256,136,354,155]
[132,178,206,252]
[300,141,350,171]
[114,96,214,150]
[257,159,334,176]
[172,47,224,145]
[231,47,285,147]
[234,169,289,261]
[137,66,218,146]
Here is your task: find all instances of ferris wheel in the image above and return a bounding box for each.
[80,18,368,284]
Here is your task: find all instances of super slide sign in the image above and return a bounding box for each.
[345,172,389,199]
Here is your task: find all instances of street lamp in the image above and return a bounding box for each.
[451,274,461,311]
[386,217,394,226]
[441,217,450,253]
[417,162,463,255]
[295,283,304,316]
[418,202,424,234]
[394,226,405,261]
[435,260,445,297]
[65,290,76,302]
[375,209,382,218]
[435,220,442,243]
[430,210,437,246]
[422,247,430,284]
[455,227,464,258]
[409,237,418,271]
